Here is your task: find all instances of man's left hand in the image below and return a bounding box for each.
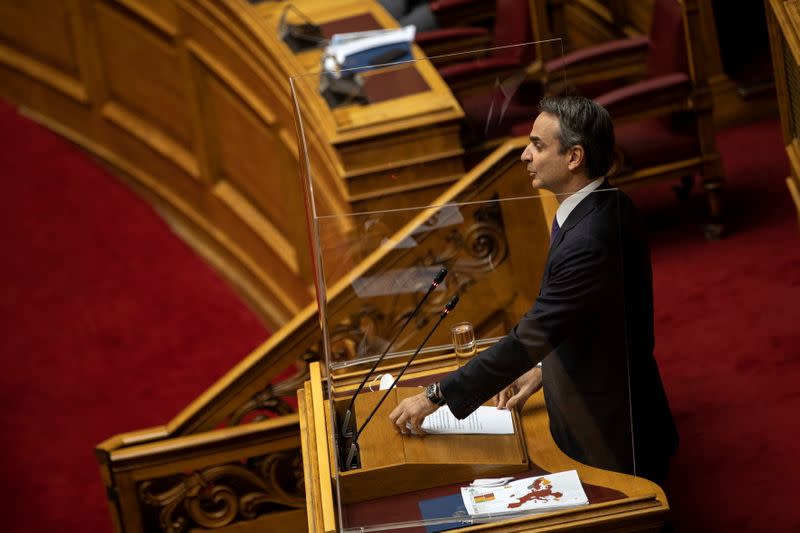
[388,392,439,435]
[495,366,542,410]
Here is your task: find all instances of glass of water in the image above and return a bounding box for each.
[451,321,476,357]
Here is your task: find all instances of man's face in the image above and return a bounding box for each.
[520,112,571,194]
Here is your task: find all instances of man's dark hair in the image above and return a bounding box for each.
[539,95,615,179]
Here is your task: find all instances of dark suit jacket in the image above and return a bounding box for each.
[440,184,678,482]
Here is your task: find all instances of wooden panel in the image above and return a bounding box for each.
[788,174,800,228]
[94,1,193,148]
[622,0,654,34]
[101,101,199,176]
[114,0,179,36]
[204,74,301,261]
[564,0,621,48]
[767,0,800,224]
[0,0,81,76]
[179,3,294,144]
[213,181,300,275]
[183,47,313,302]
[0,0,90,103]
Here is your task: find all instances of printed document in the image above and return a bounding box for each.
[419,406,514,434]
[461,470,589,516]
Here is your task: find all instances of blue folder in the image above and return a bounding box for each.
[417,493,472,533]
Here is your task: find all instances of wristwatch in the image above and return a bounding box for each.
[425,382,446,406]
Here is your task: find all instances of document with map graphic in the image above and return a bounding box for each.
[460,470,588,516]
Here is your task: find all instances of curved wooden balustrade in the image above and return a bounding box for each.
[96,138,558,532]
[0,0,464,329]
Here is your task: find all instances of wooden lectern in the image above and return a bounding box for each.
[300,360,672,532]
[338,386,529,502]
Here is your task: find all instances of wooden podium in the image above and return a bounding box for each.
[338,386,529,503]
[299,360,671,532]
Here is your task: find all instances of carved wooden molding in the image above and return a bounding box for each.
[138,450,304,532]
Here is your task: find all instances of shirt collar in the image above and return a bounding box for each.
[555,177,605,227]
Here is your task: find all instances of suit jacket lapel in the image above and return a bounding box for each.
[549,179,612,252]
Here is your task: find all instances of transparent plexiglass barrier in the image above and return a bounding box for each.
[290,40,639,532]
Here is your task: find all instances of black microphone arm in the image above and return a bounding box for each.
[340,267,447,439]
[345,294,460,470]
[278,3,326,52]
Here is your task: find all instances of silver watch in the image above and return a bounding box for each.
[425,382,446,406]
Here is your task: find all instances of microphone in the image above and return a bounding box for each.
[340,268,447,440]
[343,294,460,471]
[278,4,326,52]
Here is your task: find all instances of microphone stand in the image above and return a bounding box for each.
[344,294,460,471]
[278,3,326,52]
[340,268,447,440]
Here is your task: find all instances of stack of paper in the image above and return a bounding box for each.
[322,26,415,73]
[460,470,589,517]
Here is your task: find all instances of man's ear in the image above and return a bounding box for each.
[567,145,585,171]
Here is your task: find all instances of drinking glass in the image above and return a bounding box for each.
[451,321,476,357]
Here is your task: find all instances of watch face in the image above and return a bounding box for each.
[425,383,442,405]
[425,383,435,398]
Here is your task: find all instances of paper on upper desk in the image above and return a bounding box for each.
[420,406,514,435]
[326,26,415,64]
[330,28,405,45]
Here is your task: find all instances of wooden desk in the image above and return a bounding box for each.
[300,361,669,532]
[255,0,465,214]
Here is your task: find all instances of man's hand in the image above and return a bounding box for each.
[495,366,543,410]
[388,392,439,435]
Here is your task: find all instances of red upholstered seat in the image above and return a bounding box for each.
[428,0,542,146]
[614,117,699,170]
[416,0,530,67]
[511,0,726,237]
[438,57,525,85]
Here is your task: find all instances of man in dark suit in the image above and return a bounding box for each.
[389,95,678,483]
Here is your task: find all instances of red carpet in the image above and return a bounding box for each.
[628,120,800,531]
[0,100,268,532]
[0,99,798,531]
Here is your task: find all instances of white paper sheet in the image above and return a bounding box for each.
[327,26,416,64]
[419,406,514,434]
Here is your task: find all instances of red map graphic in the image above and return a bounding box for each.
[507,477,563,509]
